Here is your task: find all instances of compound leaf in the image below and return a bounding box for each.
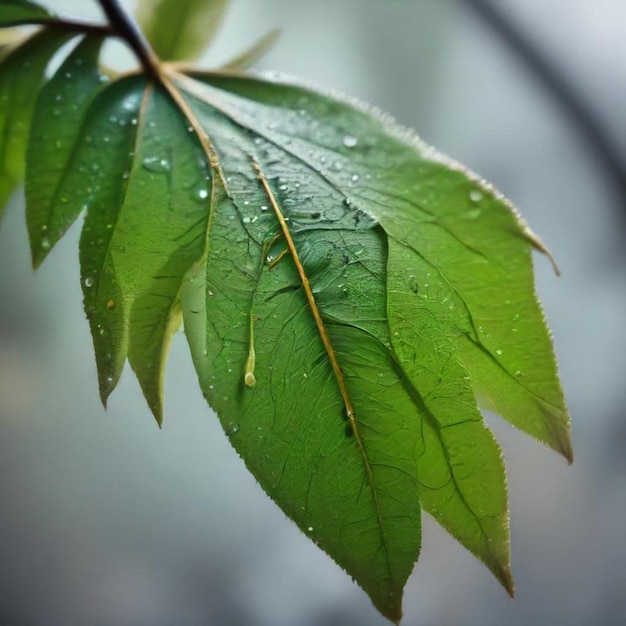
[1,13,572,623]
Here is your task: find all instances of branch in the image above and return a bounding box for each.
[97,0,161,81]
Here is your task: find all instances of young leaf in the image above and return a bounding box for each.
[135,0,230,62]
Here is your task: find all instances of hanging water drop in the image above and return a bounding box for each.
[84,276,94,288]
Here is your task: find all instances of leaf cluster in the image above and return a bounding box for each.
[0,1,572,622]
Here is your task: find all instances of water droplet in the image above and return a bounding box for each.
[351,174,359,182]
[307,526,314,533]
[342,135,358,148]
[105,375,113,384]
[196,188,208,200]
[207,290,214,296]
[84,276,94,287]
[41,237,50,250]
[469,189,483,203]
[512,313,521,322]
[142,156,171,173]
[260,205,268,211]
[226,422,240,436]
[514,370,523,377]
[495,349,503,356]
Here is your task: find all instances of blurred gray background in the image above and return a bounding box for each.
[1,1,624,625]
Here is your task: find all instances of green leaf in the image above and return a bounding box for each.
[15,26,572,620]
[181,72,572,460]
[182,188,422,621]
[26,34,106,267]
[0,27,72,215]
[0,0,53,26]
[29,72,211,419]
[135,0,230,62]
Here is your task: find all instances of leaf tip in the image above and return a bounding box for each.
[499,564,516,599]
[150,404,164,429]
[371,587,403,625]
[561,436,574,465]
[142,391,164,428]
[97,370,120,410]
[523,225,560,276]
[549,415,574,464]
[29,236,50,270]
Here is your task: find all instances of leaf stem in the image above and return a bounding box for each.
[96,0,161,81]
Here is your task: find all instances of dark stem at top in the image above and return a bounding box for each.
[96,0,162,81]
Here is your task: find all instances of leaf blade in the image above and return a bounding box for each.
[0,27,73,215]
[181,71,571,460]
[26,34,106,266]
[0,0,53,26]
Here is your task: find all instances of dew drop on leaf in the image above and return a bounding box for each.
[84,276,94,288]
[226,422,240,436]
[469,189,483,203]
[342,134,358,148]
[142,156,171,173]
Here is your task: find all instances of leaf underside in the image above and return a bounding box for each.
[0,16,572,624]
